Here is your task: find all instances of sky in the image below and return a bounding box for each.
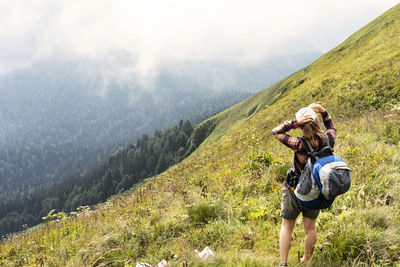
[0,0,399,76]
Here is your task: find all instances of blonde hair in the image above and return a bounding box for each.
[300,120,325,148]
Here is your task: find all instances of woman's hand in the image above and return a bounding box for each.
[308,103,326,113]
[297,115,313,126]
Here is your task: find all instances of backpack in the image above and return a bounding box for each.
[294,135,352,210]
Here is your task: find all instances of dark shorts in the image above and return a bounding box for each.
[280,188,320,220]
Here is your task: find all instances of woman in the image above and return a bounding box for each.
[271,103,336,266]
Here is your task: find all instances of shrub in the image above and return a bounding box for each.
[246,152,273,172]
[361,208,389,229]
[270,161,291,183]
[203,220,235,249]
[314,208,400,265]
[152,218,187,244]
[382,122,400,144]
[187,200,227,225]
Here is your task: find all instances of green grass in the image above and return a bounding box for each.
[2,3,400,267]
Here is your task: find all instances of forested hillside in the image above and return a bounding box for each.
[0,118,218,235]
[1,3,400,266]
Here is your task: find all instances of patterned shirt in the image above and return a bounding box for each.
[271,110,336,186]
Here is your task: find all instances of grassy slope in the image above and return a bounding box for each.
[196,77,285,149]
[2,4,400,267]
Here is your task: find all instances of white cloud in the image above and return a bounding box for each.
[0,0,398,75]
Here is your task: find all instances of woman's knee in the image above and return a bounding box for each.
[282,219,296,231]
[303,217,316,234]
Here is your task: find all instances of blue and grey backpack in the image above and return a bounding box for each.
[294,135,352,209]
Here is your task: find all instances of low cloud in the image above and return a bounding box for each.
[0,0,398,77]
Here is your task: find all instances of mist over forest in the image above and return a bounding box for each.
[0,51,319,234]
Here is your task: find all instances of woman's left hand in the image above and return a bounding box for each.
[308,103,325,113]
[297,115,313,126]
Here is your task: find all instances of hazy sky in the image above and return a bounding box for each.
[0,0,398,75]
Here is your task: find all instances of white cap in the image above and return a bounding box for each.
[295,107,317,121]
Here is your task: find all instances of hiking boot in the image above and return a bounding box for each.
[277,263,288,267]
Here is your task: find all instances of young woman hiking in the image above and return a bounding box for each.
[271,103,336,266]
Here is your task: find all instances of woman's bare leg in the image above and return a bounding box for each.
[303,217,317,263]
[280,218,296,263]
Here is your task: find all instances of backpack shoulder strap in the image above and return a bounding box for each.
[299,137,318,162]
[325,134,331,148]
[299,137,313,153]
